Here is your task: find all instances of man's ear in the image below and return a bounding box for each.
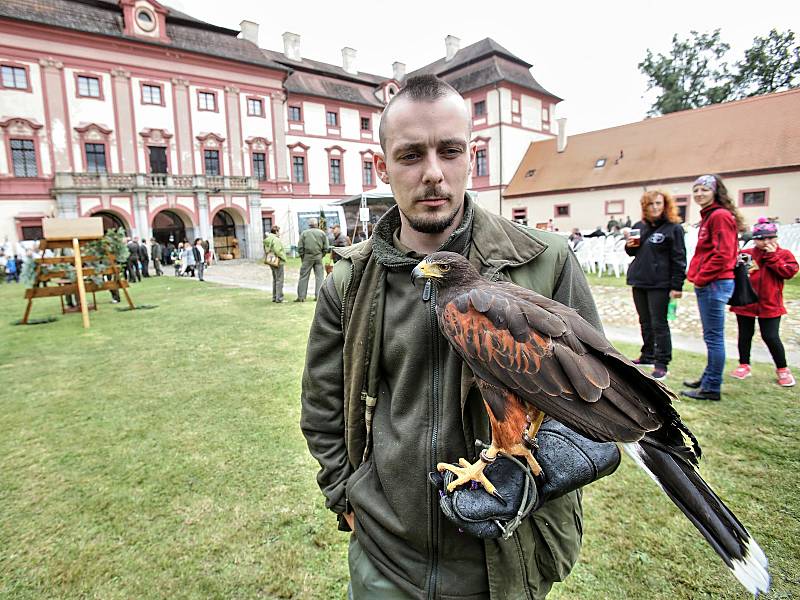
[467,140,477,175]
[375,153,390,184]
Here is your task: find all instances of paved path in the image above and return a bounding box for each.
[204,259,799,366]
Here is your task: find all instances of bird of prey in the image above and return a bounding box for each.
[411,251,769,596]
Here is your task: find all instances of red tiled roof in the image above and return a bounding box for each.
[504,89,800,197]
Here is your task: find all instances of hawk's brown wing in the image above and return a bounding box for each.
[439,282,672,444]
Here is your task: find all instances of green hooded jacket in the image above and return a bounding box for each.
[301,199,602,600]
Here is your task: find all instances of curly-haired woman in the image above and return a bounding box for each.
[681,175,746,401]
[625,190,686,380]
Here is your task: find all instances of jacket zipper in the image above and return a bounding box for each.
[426,280,440,600]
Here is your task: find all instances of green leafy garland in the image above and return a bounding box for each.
[21,228,130,288]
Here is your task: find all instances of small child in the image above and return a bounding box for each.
[730,218,798,387]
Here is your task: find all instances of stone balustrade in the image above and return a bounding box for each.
[53,172,262,192]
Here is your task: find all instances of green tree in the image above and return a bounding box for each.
[639,29,732,115]
[731,28,800,97]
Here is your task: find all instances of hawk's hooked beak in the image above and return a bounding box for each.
[411,260,444,285]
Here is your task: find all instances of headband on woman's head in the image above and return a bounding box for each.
[693,175,717,191]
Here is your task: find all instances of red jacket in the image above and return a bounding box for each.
[687,203,738,288]
[731,245,798,318]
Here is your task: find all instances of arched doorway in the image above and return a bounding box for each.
[213,208,246,259]
[152,210,189,245]
[94,210,129,234]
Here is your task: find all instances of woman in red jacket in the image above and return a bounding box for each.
[681,175,746,401]
[729,218,798,387]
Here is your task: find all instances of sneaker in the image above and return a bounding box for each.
[730,364,752,380]
[680,389,721,402]
[777,368,796,387]
[651,367,668,380]
[632,357,655,368]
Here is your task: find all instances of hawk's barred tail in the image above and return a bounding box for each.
[621,440,770,596]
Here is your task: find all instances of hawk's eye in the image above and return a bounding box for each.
[440,264,451,272]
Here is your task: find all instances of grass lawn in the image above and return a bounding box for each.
[1,278,797,599]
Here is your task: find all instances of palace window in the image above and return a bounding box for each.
[85,143,107,174]
[288,105,302,121]
[554,204,570,217]
[326,111,338,127]
[77,75,101,98]
[198,91,217,111]
[142,84,162,105]
[740,189,768,207]
[330,158,342,185]
[512,208,528,226]
[1,65,28,90]
[10,139,38,177]
[204,149,220,175]
[363,161,373,187]
[474,100,486,117]
[361,117,371,131]
[252,152,267,180]
[476,149,488,177]
[247,98,263,117]
[292,156,306,183]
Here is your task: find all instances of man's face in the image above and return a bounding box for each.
[376,95,475,234]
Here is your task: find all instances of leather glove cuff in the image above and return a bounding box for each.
[429,419,621,539]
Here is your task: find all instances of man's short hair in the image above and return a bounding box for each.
[308,218,318,228]
[379,75,463,151]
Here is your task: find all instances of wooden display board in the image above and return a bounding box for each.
[21,226,134,328]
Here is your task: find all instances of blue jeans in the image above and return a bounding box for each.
[694,279,734,392]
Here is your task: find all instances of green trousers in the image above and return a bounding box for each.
[348,536,411,599]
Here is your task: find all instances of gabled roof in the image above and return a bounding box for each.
[283,71,384,108]
[260,48,387,108]
[0,0,286,72]
[408,37,560,100]
[504,89,800,197]
[261,48,386,86]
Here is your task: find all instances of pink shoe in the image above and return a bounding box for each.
[730,364,751,380]
[777,368,796,387]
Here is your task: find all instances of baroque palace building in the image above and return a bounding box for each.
[0,0,561,258]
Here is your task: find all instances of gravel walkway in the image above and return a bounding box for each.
[204,259,798,366]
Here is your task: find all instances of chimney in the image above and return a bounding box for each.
[445,35,460,61]
[282,32,301,61]
[341,47,357,74]
[392,61,406,82]
[239,20,259,45]
[556,118,568,153]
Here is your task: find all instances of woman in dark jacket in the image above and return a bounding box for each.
[681,174,746,401]
[625,190,686,380]
[729,218,798,387]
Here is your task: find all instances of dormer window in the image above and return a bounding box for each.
[525,169,536,178]
[594,158,606,168]
[136,8,155,31]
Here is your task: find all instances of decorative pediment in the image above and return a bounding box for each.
[75,123,113,140]
[0,117,43,135]
[325,145,346,156]
[140,127,173,143]
[245,136,271,151]
[287,141,310,152]
[196,132,225,147]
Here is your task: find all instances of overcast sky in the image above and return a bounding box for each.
[171,0,799,135]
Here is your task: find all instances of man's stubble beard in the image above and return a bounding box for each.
[401,200,463,234]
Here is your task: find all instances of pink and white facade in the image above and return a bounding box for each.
[0,1,560,256]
